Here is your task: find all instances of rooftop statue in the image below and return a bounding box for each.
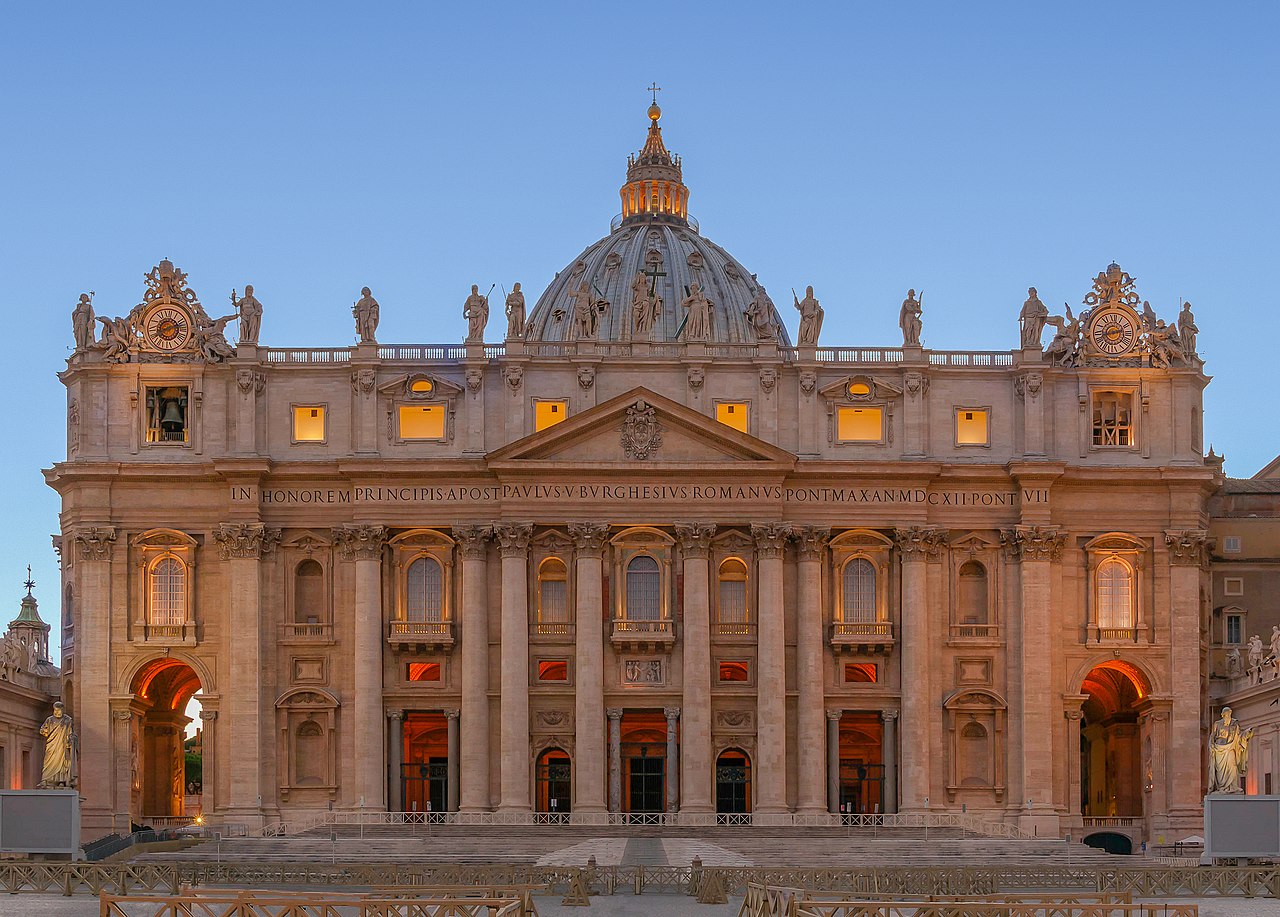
[353,287,380,343]
[71,293,95,352]
[631,273,663,338]
[505,283,525,340]
[1178,302,1199,361]
[1207,706,1253,794]
[234,285,263,345]
[570,281,601,341]
[39,701,77,788]
[1146,318,1182,369]
[1044,305,1081,367]
[899,289,923,347]
[793,286,823,346]
[463,284,491,344]
[1019,287,1049,349]
[95,315,133,362]
[745,284,779,342]
[682,283,712,342]
[195,313,237,362]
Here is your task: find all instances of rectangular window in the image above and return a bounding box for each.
[955,408,989,446]
[716,402,749,433]
[1226,614,1243,645]
[837,406,884,443]
[406,662,441,682]
[145,386,190,444]
[718,661,750,682]
[1224,577,1245,597]
[535,400,568,432]
[292,405,326,442]
[538,660,569,682]
[1092,391,1134,447]
[844,662,878,683]
[1223,536,1242,554]
[399,404,446,440]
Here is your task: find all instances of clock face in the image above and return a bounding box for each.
[1091,310,1137,356]
[145,307,191,351]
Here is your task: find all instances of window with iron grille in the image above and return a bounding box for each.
[406,556,444,623]
[841,558,876,623]
[626,555,661,620]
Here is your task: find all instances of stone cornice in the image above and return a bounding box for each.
[673,522,716,558]
[214,522,282,559]
[73,526,117,561]
[333,524,387,560]
[568,522,611,556]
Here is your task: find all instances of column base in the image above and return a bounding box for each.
[795,805,827,816]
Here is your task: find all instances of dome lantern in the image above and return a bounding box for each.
[620,90,689,227]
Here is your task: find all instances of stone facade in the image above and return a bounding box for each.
[45,104,1220,843]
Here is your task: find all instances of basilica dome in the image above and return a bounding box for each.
[525,104,791,346]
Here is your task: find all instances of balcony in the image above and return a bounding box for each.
[135,622,196,647]
[712,621,755,638]
[611,618,674,652]
[280,622,335,644]
[949,623,1001,642]
[531,622,574,640]
[387,620,454,653]
[1092,626,1140,643]
[830,621,894,655]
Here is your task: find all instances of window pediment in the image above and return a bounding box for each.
[944,688,1007,710]
[130,528,198,548]
[1084,532,1147,553]
[818,375,903,402]
[275,687,340,709]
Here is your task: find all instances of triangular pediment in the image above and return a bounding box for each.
[487,387,795,469]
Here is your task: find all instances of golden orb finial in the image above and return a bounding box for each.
[648,102,662,123]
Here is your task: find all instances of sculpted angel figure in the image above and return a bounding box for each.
[1044,305,1081,367]
[1146,320,1181,369]
[195,314,237,362]
[899,289,923,346]
[234,285,263,345]
[95,315,134,362]
[1178,302,1199,360]
[682,283,712,342]
[72,293,95,351]
[1208,706,1253,794]
[353,287,380,343]
[463,284,490,344]
[1019,287,1049,349]
[794,285,823,346]
[505,283,525,339]
[744,284,779,342]
[39,701,76,788]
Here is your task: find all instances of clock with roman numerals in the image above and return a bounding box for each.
[144,306,192,352]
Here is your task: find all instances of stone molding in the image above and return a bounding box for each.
[74,526,117,562]
[751,522,792,558]
[333,524,387,561]
[568,522,610,556]
[999,525,1065,561]
[503,365,524,391]
[494,522,534,556]
[673,522,716,558]
[453,524,493,559]
[894,526,948,559]
[1014,372,1042,402]
[214,522,282,560]
[1165,529,1211,567]
[793,525,831,561]
[758,367,777,394]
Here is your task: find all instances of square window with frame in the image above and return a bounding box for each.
[406,662,441,682]
[1222,536,1242,554]
[292,404,327,443]
[844,662,878,684]
[534,399,568,432]
[1224,577,1245,597]
[718,660,750,683]
[716,401,749,433]
[836,406,884,443]
[537,659,569,682]
[398,404,446,441]
[144,385,191,445]
[955,407,990,447]
[1092,390,1135,448]
[1225,613,1244,646]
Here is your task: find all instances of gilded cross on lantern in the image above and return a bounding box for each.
[648,82,662,104]
[24,564,34,597]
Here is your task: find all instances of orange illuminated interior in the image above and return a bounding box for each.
[538,660,569,682]
[407,662,441,682]
[719,661,749,682]
[845,662,878,684]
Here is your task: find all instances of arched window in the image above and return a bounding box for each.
[149,556,186,627]
[960,721,990,786]
[626,555,661,620]
[841,558,876,623]
[406,556,444,623]
[1097,557,1134,630]
[538,558,569,627]
[717,558,748,631]
[294,560,324,625]
[957,561,988,626]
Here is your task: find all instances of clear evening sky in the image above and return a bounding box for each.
[2,3,1277,655]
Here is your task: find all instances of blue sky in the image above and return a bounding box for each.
[2,3,1277,655]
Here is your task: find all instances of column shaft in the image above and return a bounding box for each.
[882,711,898,814]
[497,524,532,812]
[608,710,622,812]
[795,528,830,814]
[753,524,790,814]
[457,527,491,811]
[571,524,609,815]
[665,707,680,813]
[898,552,930,810]
[388,713,403,812]
[354,555,385,808]
[446,710,460,812]
[826,711,841,814]
[227,555,263,812]
[74,528,115,836]
[1167,533,1209,817]
[676,524,715,814]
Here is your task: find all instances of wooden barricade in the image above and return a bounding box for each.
[795,904,1197,917]
[372,883,545,915]
[100,891,524,916]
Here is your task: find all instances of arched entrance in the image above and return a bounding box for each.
[401,712,448,814]
[129,659,202,820]
[1080,661,1149,819]
[715,748,751,816]
[535,748,571,815]
[1084,831,1134,855]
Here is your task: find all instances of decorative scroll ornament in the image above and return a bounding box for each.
[350,369,376,394]
[1013,372,1042,402]
[503,365,524,391]
[74,526,117,561]
[236,369,266,395]
[687,367,705,391]
[999,525,1065,561]
[758,367,777,394]
[799,370,817,396]
[577,365,596,390]
[465,368,484,393]
[333,524,387,560]
[214,522,282,559]
[1165,530,1211,567]
[620,400,663,460]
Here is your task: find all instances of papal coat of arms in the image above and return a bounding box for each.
[620,399,662,460]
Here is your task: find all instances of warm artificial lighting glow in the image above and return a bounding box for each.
[837,406,883,442]
[538,660,569,682]
[956,408,989,446]
[410,378,434,394]
[399,404,445,440]
[292,405,326,442]
[719,661,749,682]
[845,662,878,683]
[407,662,441,682]
[716,402,749,433]
[535,400,568,432]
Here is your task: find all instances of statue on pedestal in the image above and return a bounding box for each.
[234,285,263,345]
[1248,633,1265,683]
[1178,302,1199,361]
[38,701,77,788]
[505,283,526,340]
[631,273,662,337]
[1019,287,1049,349]
[744,285,779,342]
[570,282,601,341]
[463,284,490,344]
[353,287,380,343]
[72,293,95,352]
[793,286,823,346]
[899,289,923,346]
[681,283,711,342]
[1208,706,1253,794]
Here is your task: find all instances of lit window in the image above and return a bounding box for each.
[1224,577,1244,597]
[1223,536,1241,554]
[718,661,749,682]
[841,558,876,623]
[406,557,444,623]
[399,404,445,440]
[149,556,186,627]
[625,555,661,620]
[837,406,883,443]
[717,559,748,630]
[847,380,872,399]
[292,405,326,442]
[538,558,569,626]
[716,402,749,433]
[1226,614,1243,646]
[1092,392,1134,447]
[1096,557,1135,629]
[535,400,568,432]
[538,660,569,682]
[955,408,989,446]
[409,377,434,395]
[145,386,189,444]
[844,662,877,683]
[407,662,441,682]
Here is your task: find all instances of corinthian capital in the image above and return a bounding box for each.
[74,526,117,562]
[494,522,534,556]
[751,522,792,559]
[894,526,948,559]
[568,522,610,556]
[1165,530,1211,567]
[674,522,716,558]
[453,524,492,559]
[334,524,387,560]
[215,522,282,559]
[999,525,1065,561]
[793,526,831,561]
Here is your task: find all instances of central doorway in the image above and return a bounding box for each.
[401,712,448,814]
[715,748,752,815]
[620,711,669,813]
[1080,661,1147,819]
[838,713,885,814]
[536,748,572,815]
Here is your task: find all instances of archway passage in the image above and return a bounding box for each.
[715,749,751,815]
[129,659,202,820]
[1084,831,1134,855]
[838,713,884,814]
[1081,661,1150,818]
[536,748,571,814]
[402,712,448,814]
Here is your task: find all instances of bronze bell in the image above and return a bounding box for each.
[159,400,184,431]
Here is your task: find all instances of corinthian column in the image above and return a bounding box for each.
[569,522,610,816]
[675,522,715,815]
[1165,530,1211,820]
[335,523,387,810]
[215,522,281,822]
[455,525,492,811]
[752,522,791,815]
[894,526,945,812]
[73,526,116,836]
[495,522,533,812]
[794,526,830,814]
